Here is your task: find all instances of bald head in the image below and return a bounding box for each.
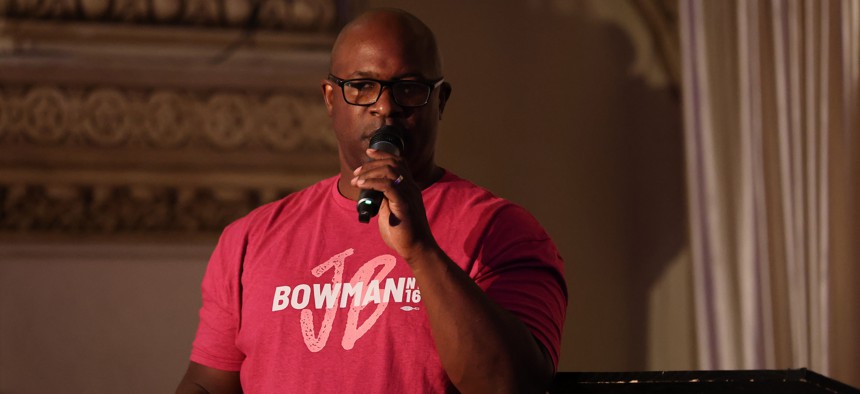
[330,9,443,78]
[321,8,451,193]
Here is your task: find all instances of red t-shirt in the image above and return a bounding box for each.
[190,171,567,393]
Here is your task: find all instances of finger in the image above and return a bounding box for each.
[380,199,403,227]
[355,158,399,174]
[351,165,402,187]
[352,177,402,199]
[366,148,398,160]
[352,158,406,181]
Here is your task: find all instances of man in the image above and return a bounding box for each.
[177,8,566,393]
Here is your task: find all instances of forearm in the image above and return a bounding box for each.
[175,362,242,394]
[176,381,210,394]
[408,245,553,394]
[352,157,555,391]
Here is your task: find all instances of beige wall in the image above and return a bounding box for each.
[0,2,693,392]
[369,1,693,372]
[0,244,213,393]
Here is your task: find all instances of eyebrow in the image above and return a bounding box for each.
[348,71,427,80]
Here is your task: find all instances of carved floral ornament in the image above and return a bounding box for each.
[0,182,297,234]
[0,85,337,236]
[0,1,347,237]
[0,84,338,236]
[0,0,339,31]
[0,85,337,151]
[528,0,680,93]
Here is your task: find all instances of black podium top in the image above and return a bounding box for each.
[550,368,860,393]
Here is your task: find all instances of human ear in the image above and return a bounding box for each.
[438,82,452,118]
[321,81,335,115]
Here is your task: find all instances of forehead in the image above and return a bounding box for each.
[330,13,441,79]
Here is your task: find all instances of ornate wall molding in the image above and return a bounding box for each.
[0,182,296,234]
[587,0,680,95]
[0,82,339,236]
[0,85,335,151]
[0,0,339,31]
[0,1,339,91]
[0,0,350,238]
[531,0,679,95]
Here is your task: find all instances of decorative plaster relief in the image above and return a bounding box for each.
[0,85,338,236]
[529,0,679,93]
[0,85,335,151]
[0,83,337,236]
[0,181,294,234]
[0,1,345,237]
[0,0,339,31]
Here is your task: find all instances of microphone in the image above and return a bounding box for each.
[358,125,405,223]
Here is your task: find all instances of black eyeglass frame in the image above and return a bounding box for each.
[327,74,445,108]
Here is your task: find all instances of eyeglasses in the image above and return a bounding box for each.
[328,74,444,107]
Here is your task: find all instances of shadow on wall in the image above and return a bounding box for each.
[387,1,690,371]
[540,15,689,372]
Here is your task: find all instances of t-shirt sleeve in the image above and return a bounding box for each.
[189,218,249,371]
[472,204,568,369]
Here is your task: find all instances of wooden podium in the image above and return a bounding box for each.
[550,369,860,393]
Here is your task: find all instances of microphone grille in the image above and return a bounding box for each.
[369,125,405,154]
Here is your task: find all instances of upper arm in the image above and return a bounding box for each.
[176,361,242,394]
[190,221,249,371]
[476,205,569,369]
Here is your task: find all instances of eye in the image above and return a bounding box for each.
[346,80,378,92]
[395,82,425,97]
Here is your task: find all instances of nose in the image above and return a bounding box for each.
[370,86,404,118]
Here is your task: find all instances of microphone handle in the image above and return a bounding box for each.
[357,189,383,223]
[356,126,404,223]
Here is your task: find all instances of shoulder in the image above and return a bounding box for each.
[426,171,550,246]
[425,171,508,212]
[429,171,540,224]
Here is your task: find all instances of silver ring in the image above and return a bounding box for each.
[393,175,404,185]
